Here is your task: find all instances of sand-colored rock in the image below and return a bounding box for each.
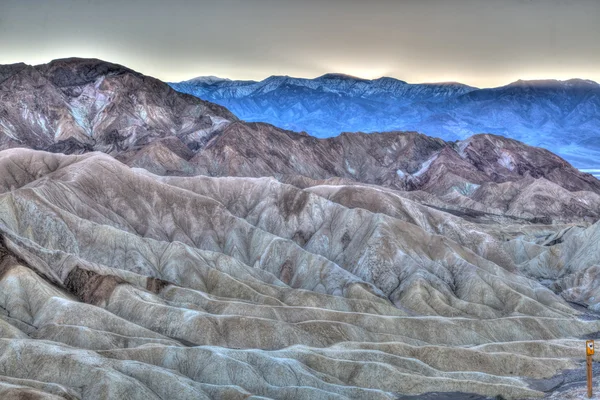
[0,149,599,399]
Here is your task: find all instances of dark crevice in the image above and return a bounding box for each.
[64,266,127,306]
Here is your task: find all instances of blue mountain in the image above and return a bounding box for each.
[169,75,600,174]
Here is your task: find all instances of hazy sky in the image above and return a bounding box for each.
[1,0,599,87]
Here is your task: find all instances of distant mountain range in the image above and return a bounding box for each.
[169,74,600,174]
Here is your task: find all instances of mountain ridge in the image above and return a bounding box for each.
[179,73,600,91]
[170,73,600,171]
[1,58,599,223]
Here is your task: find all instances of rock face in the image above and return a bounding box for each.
[1,58,600,399]
[170,74,600,172]
[0,58,237,154]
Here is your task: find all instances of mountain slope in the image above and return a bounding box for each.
[0,58,237,154]
[1,148,600,399]
[170,75,600,171]
[184,122,600,223]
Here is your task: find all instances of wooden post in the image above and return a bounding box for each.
[587,340,594,398]
[589,354,594,398]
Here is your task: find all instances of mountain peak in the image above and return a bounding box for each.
[187,75,231,85]
[0,56,237,154]
[264,75,291,81]
[316,73,368,81]
[0,62,28,84]
[564,78,600,87]
[0,62,27,69]
[506,78,599,89]
[421,81,478,90]
[34,57,136,87]
[373,76,408,85]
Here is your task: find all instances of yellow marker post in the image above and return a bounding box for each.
[587,340,594,398]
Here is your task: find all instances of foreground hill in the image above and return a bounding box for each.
[1,58,600,399]
[170,74,600,172]
[2,149,600,399]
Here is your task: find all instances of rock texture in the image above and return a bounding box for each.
[0,58,236,154]
[1,58,600,399]
[0,149,599,399]
[188,124,600,224]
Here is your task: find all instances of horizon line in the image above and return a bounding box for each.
[3,56,600,90]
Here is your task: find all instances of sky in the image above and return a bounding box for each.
[0,0,599,87]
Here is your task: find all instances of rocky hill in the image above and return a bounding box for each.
[1,58,600,399]
[0,58,237,154]
[131,122,600,224]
